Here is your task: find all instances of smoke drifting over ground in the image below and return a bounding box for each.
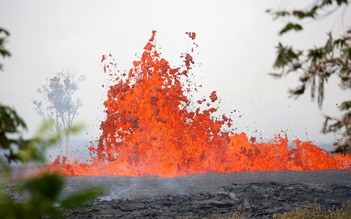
[56,171,351,218]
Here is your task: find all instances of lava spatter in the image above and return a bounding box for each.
[46,31,351,177]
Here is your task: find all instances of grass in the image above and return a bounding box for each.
[204,212,244,219]
[198,203,351,219]
[273,203,351,219]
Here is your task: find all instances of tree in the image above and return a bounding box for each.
[0,27,11,71]
[0,27,31,165]
[33,72,84,159]
[267,0,351,154]
[0,26,104,218]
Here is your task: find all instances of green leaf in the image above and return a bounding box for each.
[317,76,325,108]
[336,0,348,5]
[0,132,10,148]
[343,47,351,59]
[273,43,302,68]
[60,187,105,208]
[279,23,303,35]
[0,159,11,175]
[292,10,307,19]
[17,142,45,163]
[307,47,325,62]
[289,84,305,97]
[273,10,290,19]
[265,9,291,20]
[35,119,54,136]
[0,28,10,36]
[310,75,316,100]
[269,73,283,78]
[0,49,11,58]
[306,6,319,18]
[0,104,27,132]
[321,0,333,6]
[334,38,346,48]
[299,74,310,83]
[23,173,64,201]
[66,123,84,135]
[339,101,351,111]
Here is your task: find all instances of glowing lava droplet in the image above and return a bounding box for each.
[47,31,351,177]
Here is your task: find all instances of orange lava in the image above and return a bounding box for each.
[46,31,351,177]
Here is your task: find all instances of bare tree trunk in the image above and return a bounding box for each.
[55,114,63,162]
[65,131,71,161]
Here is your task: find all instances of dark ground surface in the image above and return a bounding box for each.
[61,170,351,218]
[4,170,351,218]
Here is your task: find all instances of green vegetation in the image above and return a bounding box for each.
[203,212,244,219]
[273,203,351,219]
[0,172,104,218]
[202,203,351,218]
[0,26,104,218]
[267,0,351,154]
[0,27,10,71]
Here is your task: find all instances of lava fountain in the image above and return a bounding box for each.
[47,31,351,177]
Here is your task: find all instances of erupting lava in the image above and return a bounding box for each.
[47,31,351,177]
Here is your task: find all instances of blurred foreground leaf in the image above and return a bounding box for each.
[1,26,105,218]
[0,173,105,218]
[60,187,105,208]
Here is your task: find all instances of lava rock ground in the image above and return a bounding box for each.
[61,170,351,218]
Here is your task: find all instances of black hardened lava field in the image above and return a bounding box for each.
[7,170,345,218]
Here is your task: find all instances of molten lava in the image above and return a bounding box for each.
[47,31,351,177]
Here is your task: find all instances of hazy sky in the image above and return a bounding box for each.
[1,0,350,148]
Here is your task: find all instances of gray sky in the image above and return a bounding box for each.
[1,0,350,148]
